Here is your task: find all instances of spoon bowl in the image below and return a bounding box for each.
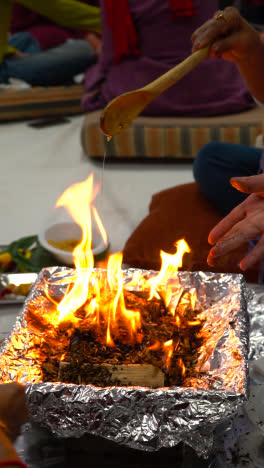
[100,46,210,137]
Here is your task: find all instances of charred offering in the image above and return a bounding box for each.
[42,287,205,388]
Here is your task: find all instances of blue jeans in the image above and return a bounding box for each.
[193,142,262,216]
[8,32,41,55]
[0,33,96,86]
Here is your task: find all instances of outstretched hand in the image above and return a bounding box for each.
[207,173,264,271]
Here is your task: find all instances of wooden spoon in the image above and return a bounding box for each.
[100,46,209,137]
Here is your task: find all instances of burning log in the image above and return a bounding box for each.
[58,362,165,387]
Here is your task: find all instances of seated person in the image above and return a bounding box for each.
[10,1,101,54]
[82,0,254,117]
[192,6,264,274]
[0,0,102,87]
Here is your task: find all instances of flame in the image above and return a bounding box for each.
[148,341,160,351]
[53,175,141,346]
[163,340,174,369]
[56,174,97,323]
[189,288,197,310]
[178,358,186,377]
[60,352,66,362]
[147,239,190,301]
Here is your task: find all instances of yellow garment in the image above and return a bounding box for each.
[0,0,101,65]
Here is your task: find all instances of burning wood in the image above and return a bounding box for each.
[58,362,165,387]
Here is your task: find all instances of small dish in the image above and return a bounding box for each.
[38,221,109,266]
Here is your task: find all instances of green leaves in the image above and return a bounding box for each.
[2,235,109,273]
[8,235,59,272]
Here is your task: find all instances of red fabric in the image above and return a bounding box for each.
[104,0,197,64]
[104,0,139,64]
[169,0,198,18]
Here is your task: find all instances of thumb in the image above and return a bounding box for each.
[230,174,264,196]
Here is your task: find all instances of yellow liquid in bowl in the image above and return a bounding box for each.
[47,239,80,252]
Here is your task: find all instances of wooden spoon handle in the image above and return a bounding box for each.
[143,46,210,97]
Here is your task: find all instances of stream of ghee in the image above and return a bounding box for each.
[100,136,111,200]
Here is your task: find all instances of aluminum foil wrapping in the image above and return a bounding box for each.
[0,268,249,456]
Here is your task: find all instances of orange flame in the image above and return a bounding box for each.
[148,341,161,351]
[53,181,192,354]
[56,174,100,323]
[53,175,142,346]
[163,339,174,369]
[178,358,186,377]
[147,239,190,302]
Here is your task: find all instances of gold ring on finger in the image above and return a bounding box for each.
[214,10,228,23]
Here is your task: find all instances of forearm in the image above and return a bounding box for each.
[18,0,102,34]
[237,39,264,104]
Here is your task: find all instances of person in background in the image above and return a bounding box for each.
[0,0,101,86]
[10,1,101,54]
[0,383,28,467]
[192,6,264,273]
[82,0,254,117]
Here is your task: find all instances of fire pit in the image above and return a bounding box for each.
[0,175,250,456]
[0,266,249,455]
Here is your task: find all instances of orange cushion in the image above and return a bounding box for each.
[122,182,259,283]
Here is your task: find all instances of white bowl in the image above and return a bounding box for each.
[38,221,108,266]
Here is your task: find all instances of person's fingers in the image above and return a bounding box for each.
[191,20,213,45]
[231,174,264,196]
[207,218,260,262]
[208,202,246,245]
[192,20,229,52]
[210,32,245,60]
[192,7,241,51]
[240,234,264,270]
